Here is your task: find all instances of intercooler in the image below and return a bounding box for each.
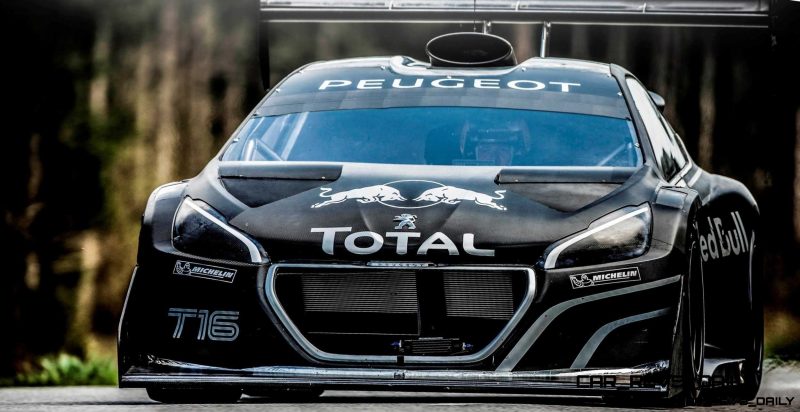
[266,264,534,362]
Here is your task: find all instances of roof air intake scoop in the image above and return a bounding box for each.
[426,32,517,68]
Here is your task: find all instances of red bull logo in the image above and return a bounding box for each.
[414,186,506,211]
[312,185,405,208]
[699,211,750,262]
[311,181,507,211]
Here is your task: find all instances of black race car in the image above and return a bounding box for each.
[118,28,763,405]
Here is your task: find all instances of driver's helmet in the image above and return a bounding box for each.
[459,118,531,166]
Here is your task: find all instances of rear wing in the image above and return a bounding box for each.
[258,1,776,87]
[260,1,770,27]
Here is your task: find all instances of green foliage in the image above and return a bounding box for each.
[8,354,116,386]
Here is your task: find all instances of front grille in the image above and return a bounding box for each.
[270,265,531,359]
[444,272,514,320]
[302,272,418,314]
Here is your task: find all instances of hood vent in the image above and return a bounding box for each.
[426,32,517,68]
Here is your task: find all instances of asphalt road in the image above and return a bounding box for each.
[1,365,798,411]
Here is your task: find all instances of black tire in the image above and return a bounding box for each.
[146,387,242,404]
[739,234,763,400]
[666,230,706,406]
[244,387,324,401]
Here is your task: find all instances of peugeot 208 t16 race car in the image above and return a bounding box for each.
[118,33,763,405]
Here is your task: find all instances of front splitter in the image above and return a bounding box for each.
[121,358,670,397]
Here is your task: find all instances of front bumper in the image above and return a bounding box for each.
[119,237,684,396]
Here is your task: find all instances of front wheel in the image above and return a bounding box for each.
[667,234,706,406]
[739,235,763,400]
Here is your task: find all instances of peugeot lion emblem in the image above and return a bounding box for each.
[393,214,417,230]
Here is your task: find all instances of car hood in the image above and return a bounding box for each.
[192,162,652,264]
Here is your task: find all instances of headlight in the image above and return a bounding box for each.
[542,204,651,270]
[172,197,266,263]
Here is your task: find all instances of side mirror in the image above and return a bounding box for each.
[648,91,666,113]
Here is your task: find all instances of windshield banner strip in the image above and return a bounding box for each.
[257,89,629,119]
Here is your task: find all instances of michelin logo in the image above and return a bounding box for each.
[173,260,237,283]
[570,268,641,289]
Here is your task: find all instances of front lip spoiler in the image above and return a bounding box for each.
[120,359,669,395]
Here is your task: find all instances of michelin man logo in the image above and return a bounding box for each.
[570,274,595,288]
[174,261,192,275]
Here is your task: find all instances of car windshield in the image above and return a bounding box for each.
[222,107,641,167]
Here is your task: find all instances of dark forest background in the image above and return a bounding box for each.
[1,0,798,378]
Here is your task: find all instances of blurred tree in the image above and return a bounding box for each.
[0,0,262,375]
[1,0,99,376]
